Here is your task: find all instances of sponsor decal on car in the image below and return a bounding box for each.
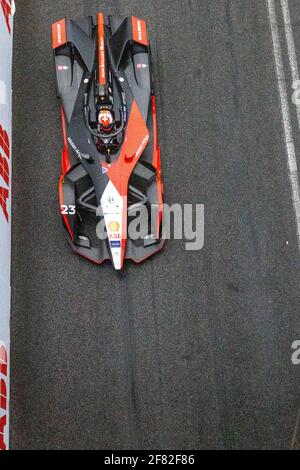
[110,240,121,248]
[135,134,149,159]
[137,20,143,41]
[108,221,120,232]
[107,194,115,205]
[67,137,91,161]
[100,181,125,269]
[110,233,121,239]
[98,13,106,85]
[52,19,66,49]
[132,17,148,46]
[57,65,69,71]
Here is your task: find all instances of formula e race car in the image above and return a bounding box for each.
[52,14,164,270]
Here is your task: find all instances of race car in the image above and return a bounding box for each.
[52,14,165,270]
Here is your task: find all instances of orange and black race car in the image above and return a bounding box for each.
[52,14,164,270]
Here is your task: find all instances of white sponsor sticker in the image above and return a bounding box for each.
[101,181,125,270]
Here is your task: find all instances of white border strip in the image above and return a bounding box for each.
[280,0,300,130]
[0,0,15,451]
[267,0,300,251]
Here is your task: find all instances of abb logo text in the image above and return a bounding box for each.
[0,343,8,451]
[1,0,12,34]
[0,124,10,223]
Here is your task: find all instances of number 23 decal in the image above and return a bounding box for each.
[61,205,76,215]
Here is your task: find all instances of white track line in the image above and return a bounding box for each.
[267,0,300,251]
[281,0,300,130]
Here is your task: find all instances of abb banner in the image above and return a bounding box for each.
[0,0,15,451]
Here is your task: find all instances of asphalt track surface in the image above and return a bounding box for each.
[10,0,300,450]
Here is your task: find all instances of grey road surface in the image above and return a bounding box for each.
[10,0,300,449]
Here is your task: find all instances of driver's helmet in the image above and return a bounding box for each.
[98,109,113,131]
